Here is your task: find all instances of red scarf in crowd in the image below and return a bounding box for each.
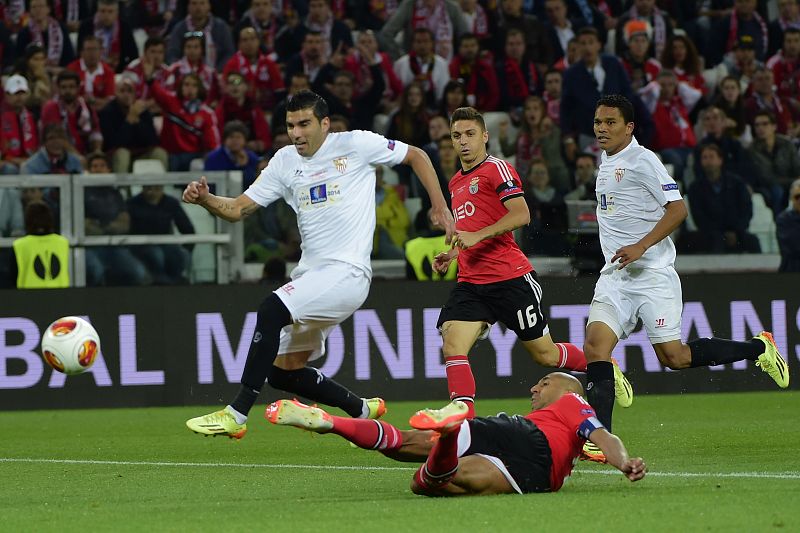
[727,9,769,56]
[408,51,436,99]
[503,57,538,102]
[94,12,121,66]
[30,17,64,65]
[411,0,453,60]
[52,0,80,24]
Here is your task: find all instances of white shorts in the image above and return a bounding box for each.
[588,265,683,344]
[274,261,370,360]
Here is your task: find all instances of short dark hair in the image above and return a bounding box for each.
[784,27,800,40]
[286,90,329,121]
[25,201,55,235]
[223,120,250,140]
[42,123,68,141]
[700,142,724,159]
[81,34,102,49]
[56,69,80,86]
[450,106,486,132]
[412,27,435,40]
[575,152,596,164]
[86,151,110,169]
[329,114,350,129]
[144,36,165,50]
[596,94,635,124]
[458,33,479,46]
[753,110,776,124]
[577,26,600,40]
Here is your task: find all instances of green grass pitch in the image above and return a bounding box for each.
[1,391,799,532]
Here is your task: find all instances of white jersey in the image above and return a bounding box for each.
[595,136,683,273]
[245,130,409,275]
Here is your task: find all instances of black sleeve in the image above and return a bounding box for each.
[171,198,196,235]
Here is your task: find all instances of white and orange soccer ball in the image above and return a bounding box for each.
[40,317,100,375]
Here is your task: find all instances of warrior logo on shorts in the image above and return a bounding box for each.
[469,177,479,194]
[333,156,348,173]
[614,168,625,182]
[655,318,666,328]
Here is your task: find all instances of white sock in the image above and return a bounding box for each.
[227,406,248,424]
[359,399,369,418]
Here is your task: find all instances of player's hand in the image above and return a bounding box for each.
[183,176,210,205]
[621,457,646,481]
[612,243,646,269]
[430,205,456,244]
[452,230,482,250]
[432,249,456,274]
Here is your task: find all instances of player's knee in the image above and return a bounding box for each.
[257,293,292,329]
[659,347,691,370]
[583,340,610,363]
[526,343,559,367]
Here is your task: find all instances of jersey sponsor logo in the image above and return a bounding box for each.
[469,177,479,194]
[332,156,348,173]
[453,200,476,221]
[310,184,328,204]
[662,183,679,191]
[387,139,396,150]
[599,193,615,212]
[614,167,625,182]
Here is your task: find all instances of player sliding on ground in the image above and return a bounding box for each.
[182,90,455,439]
[429,107,633,422]
[581,94,790,462]
[266,372,646,496]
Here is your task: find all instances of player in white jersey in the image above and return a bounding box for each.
[184,90,455,439]
[580,95,789,463]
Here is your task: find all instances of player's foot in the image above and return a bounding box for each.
[754,332,789,388]
[265,399,333,433]
[580,441,607,463]
[364,397,387,419]
[186,406,248,440]
[612,357,633,408]
[409,401,469,433]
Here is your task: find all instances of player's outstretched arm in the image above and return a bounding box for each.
[612,199,687,268]
[588,428,646,482]
[182,176,259,223]
[403,146,455,243]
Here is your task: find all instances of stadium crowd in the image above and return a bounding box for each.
[2,0,800,287]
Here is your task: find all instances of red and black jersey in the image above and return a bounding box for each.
[525,393,603,491]
[449,155,533,284]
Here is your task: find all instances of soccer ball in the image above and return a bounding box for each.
[40,317,101,375]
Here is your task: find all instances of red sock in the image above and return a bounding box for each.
[415,426,461,488]
[444,355,476,418]
[330,417,403,451]
[555,343,587,372]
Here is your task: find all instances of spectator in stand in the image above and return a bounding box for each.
[543,69,562,124]
[283,31,336,91]
[659,34,706,96]
[744,67,795,135]
[687,143,760,254]
[166,0,235,70]
[15,0,75,71]
[10,201,69,289]
[271,72,311,134]
[695,105,759,188]
[564,0,612,40]
[521,157,569,256]
[67,35,116,111]
[125,36,169,102]
[564,152,597,201]
[0,75,38,174]
[769,0,800,57]
[356,0,401,31]
[560,27,638,150]
[448,33,499,112]
[135,0,177,37]
[709,0,769,65]
[378,0,468,61]
[0,20,16,72]
[41,69,103,155]
[495,28,540,115]
[329,114,350,132]
[20,123,83,175]
[500,95,569,192]
[459,0,490,44]
[393,28,451,106]
[99,73,168,174]
[321,66,386,131]
[387,82,431,150]
[543,0,576,66]
[83,152,149,287]
[77,0,138,73]
[494,0,552,71]
[553,36,579,71]
[405,208,458,280]
[768,27,800,117]
[296,0,353,59]
[222,27,285,110]
[164,31,221,106]
[438,79,468,121]
[127,183,196,285]
[723,35,763,92]
[749,111,800,214]
[422,114,450,166]
[143,61,220,171]
[638,70,701,182]
[343,30,403,111]
[713,75,752,144]
[215,71,272,154]
[777,178,800,272]
[615,0,673,60]
[234,0,289,60]
[204,120,261,191]
[373,166,410,259]
[621,20,662,91]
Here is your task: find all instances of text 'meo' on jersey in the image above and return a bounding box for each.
[244,130,409,276]
[449,156,533,284]
[595,136,683,274]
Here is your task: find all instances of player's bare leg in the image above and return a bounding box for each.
[440,320,485,418]
[522,333,588,372]
[411,456,516,496]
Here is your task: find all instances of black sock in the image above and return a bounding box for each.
[230,294,292,416]
[688,337,764,368]
[586,361,615,432]
[268,366,365,418]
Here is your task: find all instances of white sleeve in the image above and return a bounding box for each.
[352,130,409,167]
[640,152,683,205]
[244,150,288,207]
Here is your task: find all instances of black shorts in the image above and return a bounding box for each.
[465,414,552,493]
[437,272,549,341]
